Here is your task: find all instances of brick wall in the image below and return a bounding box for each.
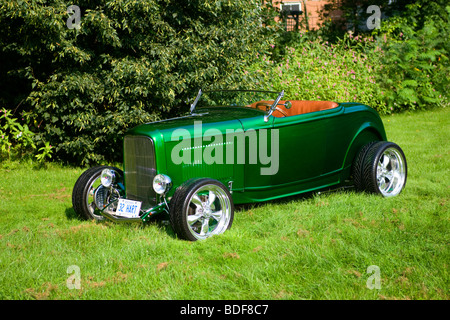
[275,0,342,30]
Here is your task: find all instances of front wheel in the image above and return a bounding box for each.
[169,178,234,241]
[72,166,123,220]
[361,141,407,197]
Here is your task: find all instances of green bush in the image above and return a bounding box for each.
[0,108,53,162]
[373,2,450,112]
[0,0,271,165]
[0,108,36,160]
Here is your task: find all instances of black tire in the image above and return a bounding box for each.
[352,141,379,191]
[361,141,407,197]
[169,178,234,241]
[72,166,123,220]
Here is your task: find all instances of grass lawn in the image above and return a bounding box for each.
[0,107,448,300]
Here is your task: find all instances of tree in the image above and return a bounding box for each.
[0,0,272,165]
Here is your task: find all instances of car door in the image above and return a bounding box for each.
[270,106,344,191]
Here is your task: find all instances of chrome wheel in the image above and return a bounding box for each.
[72,166,123,220]
[359,141,407,197]
[376,148,406,197]
[186,184,232,240]
[169,178,234,241]
[86,174,104,220]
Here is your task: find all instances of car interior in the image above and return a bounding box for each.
[249,100,339,117]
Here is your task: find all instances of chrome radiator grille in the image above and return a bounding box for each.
[124,136,157,209]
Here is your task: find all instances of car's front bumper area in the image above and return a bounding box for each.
[99,199,168,223]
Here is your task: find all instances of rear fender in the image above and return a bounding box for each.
[341,124,386,179]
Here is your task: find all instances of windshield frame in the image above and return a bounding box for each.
[189,89,284,120]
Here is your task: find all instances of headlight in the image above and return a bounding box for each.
[101,169,116,187]
[153,174,172,195]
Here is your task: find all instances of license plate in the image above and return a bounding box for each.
[115,199,142,218]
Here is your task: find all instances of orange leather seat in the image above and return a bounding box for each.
[250,100,338,117]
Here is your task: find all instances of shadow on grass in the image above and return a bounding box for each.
[234,185,355,212]
[144,213,177,239]
[65,207,78,220]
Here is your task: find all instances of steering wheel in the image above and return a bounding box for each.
[254,102,288,117]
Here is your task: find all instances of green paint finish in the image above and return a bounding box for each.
[124,101,386,206]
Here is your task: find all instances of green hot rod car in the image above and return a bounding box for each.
[72,90,407,241]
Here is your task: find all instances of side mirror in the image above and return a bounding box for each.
[280,101,292,109]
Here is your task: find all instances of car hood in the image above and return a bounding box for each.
[126,107,265,141]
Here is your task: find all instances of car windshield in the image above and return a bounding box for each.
[190,90,283,113]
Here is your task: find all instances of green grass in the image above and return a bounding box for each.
[0,108,448,300]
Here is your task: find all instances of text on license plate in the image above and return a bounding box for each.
[116,199,142,218]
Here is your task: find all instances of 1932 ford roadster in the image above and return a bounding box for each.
[72,90,407,241]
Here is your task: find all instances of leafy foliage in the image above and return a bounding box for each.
[0,0,271,165]
[319,0,413,36]
[249,0,449,114]
[373,1,450,112]
[0,107,53,162]
[247,32,387,112]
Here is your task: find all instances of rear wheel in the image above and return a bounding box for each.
[169,178,234,241]
[355,141,407,197]
[352,141,378,192]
